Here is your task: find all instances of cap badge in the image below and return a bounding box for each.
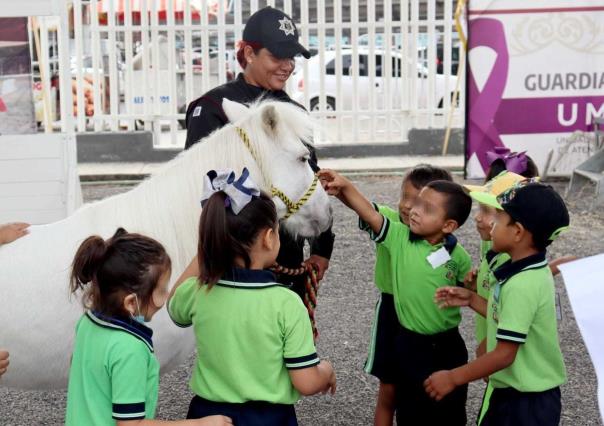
[278,17,296,36]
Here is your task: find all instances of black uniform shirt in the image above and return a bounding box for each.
[184,73,335,280]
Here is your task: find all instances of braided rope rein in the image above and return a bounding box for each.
[235,126,319,220]
[271,263,321,340]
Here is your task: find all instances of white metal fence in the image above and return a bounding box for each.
[33,0,465,147]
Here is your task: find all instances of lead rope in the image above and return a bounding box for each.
[271,263,321,340]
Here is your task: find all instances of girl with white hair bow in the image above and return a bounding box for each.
[166,168,336,425]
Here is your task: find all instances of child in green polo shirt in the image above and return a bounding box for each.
[464,171,574,425]
[365,164,452,426]
[167,168,336,425]
[429,181,570,426]
[66,228,232,426]
[463,171,527,424]
[318,169,473,426]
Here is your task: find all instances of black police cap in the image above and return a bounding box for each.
[243,6,310,59]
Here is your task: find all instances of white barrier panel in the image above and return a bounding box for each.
[0,134,82,224]
[559,254,604,423]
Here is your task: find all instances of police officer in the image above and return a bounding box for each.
[184,6,334,295]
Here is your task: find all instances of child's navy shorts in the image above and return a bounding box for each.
[364,293,399,384]
[481,386,561,426]
[394,325,468,426]
[186,395,298,426]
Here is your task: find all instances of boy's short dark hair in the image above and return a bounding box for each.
[404,164,453,189]
[426,180,472,227]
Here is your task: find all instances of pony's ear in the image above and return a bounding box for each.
[261,104,279,135]
[222,98,248,122]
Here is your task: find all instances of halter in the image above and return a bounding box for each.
[235,126,319,220]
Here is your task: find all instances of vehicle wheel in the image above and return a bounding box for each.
[310,96,336,112]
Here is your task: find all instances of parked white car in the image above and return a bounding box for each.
[292,49,457,112]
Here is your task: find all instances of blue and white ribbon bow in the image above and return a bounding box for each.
[200,167,261,214]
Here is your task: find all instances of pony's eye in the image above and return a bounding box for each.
[299,155,309,163]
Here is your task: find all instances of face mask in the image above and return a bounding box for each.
[131,293,147,324]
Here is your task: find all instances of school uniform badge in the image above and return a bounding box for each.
[193,106,202,117]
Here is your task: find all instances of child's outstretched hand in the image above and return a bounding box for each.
[434,286,473,309]
[424,370,456,401]
[317,169,349,196]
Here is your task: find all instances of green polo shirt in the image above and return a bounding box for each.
[168,268,319,404]
[66,311,159,425]
[362,212,472,335]
[487,253,566,392]
[372,204,403,295]
[475,240,510,343]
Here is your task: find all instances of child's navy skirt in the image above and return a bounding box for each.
[186,395,298,426]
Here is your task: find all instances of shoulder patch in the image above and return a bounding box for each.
[193,105,202,117]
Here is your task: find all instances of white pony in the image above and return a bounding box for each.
[0,98,332,390]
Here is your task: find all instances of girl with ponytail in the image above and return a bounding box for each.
[66,228,232,426]
[168,168,336,425]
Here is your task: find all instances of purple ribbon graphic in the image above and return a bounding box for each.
[468,18,509,171]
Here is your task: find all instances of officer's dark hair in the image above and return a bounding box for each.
[70,228,171,317]
[403,164,453,190]
[425,180,472,227]
[236,41,263,69]
[198,191,278,288]
[485,155,539,182]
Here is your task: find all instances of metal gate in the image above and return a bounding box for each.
[37,0,465,147]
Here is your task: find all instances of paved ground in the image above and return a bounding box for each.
[1,175,603,425]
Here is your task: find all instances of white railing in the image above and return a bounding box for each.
[36,0,465,147]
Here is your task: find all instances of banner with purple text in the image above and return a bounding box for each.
[466,1,604,178]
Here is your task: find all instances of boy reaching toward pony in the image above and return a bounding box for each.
[167,168,335,425]
[427,180,570,426]
[65,229,232,426]
[319,169,473,425]
[363,164,453,426]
